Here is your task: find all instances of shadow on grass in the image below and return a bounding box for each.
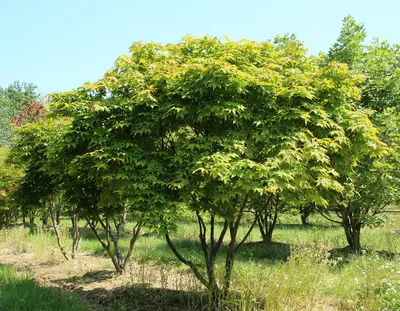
[238,241,291,262]
[136,238,291,265]
[328,246,400,267]
[64,270,117,285]
[72,284,208,311]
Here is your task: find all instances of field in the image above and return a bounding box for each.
[0,212,399,310]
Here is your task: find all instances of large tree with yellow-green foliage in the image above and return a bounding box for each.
[49,35,379,302]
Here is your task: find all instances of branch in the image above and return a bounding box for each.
[214,220,228,252]
[122,222,142,269]
[235,214,258,252]
[319,211,343,225]
[165,232,209,289]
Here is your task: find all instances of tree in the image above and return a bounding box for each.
[11,100,46,126]
[0,148,23,227]
[0,81,40,146]
[8,119,89,261]
[298,202,315,226]
[324,16,400,252]
[51,36,379,305]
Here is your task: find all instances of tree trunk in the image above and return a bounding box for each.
[49,202,71,261]
[56,211,61,225]
[41,210,49,226]
[258,210,278,243]
[22,208,26,225]
[300,203,314,226]
[341,208,362,253]
[71,214,88,260]
[301,214,308,226]
[87,214,140,274]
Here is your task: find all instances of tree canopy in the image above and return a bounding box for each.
[47,36,381,297]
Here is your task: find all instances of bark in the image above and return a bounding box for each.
[301,213,309,226]
[165,195,257,308]
[41,209,49,226]
[87,213,141,273]
[122,224,141,269]
[258,211,277,243]
[165,232,209,289]
[223,197,257,299]
[300,203,314,226]
[255,193,278,243]
[341,207,362,253]
[56,211,61,225]
[71,214,88,260]
[88,217,122,273]
[48,201,71,261]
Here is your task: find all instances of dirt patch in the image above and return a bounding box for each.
[0,248,202,310]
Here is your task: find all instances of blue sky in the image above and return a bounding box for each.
[1,0,399,95]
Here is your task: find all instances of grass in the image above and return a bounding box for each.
[0,213,399,310]
[0,265,92,311]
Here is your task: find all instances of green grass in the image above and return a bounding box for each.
[1,213,399,310]
[0,265,91,311]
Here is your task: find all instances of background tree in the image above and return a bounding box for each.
[323,15,400,252]
[0,147,23,227]
[0,81,40,146]
[8,119,89,261]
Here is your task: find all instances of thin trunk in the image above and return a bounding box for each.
[71,215,88,260]
[165,232,209,288]
[41,209,49,226]
[49,202,71,261]
[56,211,61,225]
[22,208,26,224]
[122,224,142,270]
[87,215,140,273]
[301,214,308,226]
[87,217,123,273]
[223,194,256,298]
[300,203,314,226]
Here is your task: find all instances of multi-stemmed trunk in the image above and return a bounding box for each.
[48,201,88,261]
[341,208,362,253]
[258,209,278,243]
[256,193,282,243]
[86,209,141,273]
[70,214,88,260]
[48,202,88,261]
[165,195,257,309]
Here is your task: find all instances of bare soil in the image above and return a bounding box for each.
[0,248,201,310]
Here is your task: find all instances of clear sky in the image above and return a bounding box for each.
[1,0,399,95]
